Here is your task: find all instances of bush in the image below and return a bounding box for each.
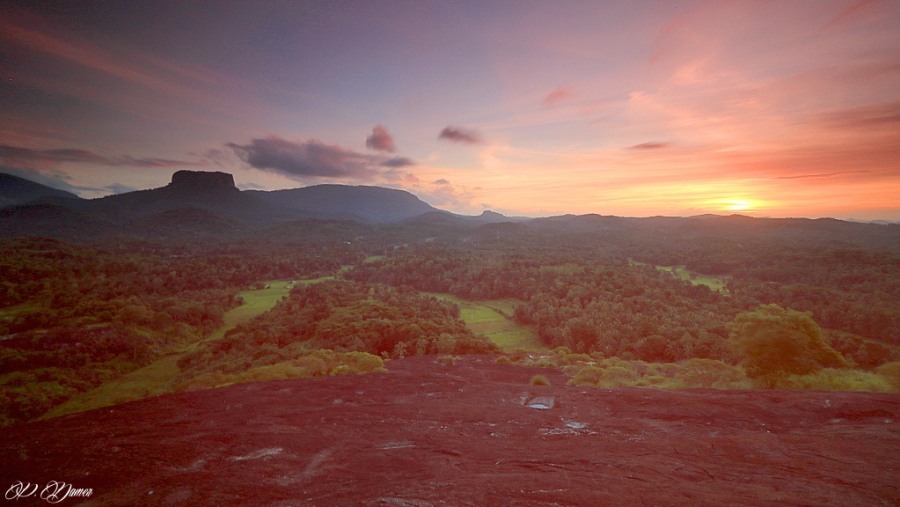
[175,349,386,391]
[568,358,676,388]
[874,362,900,391]
[674,358,750,389]
[783,368,893,392]
[730,304,848,387]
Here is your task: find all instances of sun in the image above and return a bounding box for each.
[726,199,753,212]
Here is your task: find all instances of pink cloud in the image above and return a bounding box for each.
[542,87,575,107]
[365,124,397,152]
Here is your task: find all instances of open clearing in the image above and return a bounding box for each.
[426,292,543,351]
[630,259,729,293]
[206,280,293,340]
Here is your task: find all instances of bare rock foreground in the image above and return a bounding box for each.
[2,355,898,506]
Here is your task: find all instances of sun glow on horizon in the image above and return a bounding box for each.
[697,196,765,215]
[726,199,754,212]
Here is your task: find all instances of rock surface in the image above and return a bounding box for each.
[2,355,898,506]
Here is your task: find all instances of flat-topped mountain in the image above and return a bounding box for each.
[168,170,238,194]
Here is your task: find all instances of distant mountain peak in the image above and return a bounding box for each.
[0,172,80,207]
[168,170,237,193]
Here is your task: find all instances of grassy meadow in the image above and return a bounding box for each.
[425,293,542,351]
[630,260,729,293]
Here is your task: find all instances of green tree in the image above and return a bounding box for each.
[729,304,847,387]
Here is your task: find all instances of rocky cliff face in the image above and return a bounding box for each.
[168,170,237,194]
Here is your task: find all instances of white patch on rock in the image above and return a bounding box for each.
[229,447,283,461]
[527,396,555,410]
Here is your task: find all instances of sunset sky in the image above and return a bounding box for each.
[2,0,899,220]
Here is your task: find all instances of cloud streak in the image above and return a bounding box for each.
[776,171,871,180]
[438,126,482,145]
[628,142,670,150]
[227,136,416,180]
[0,7,275,127]
[0,144,205,168]
[382,157,415,168]
[542,87,574,107]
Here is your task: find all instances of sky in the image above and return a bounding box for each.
[1,0,899,220]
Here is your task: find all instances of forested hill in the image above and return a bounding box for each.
[527,214,900,253]
[0,172,80,207]
[246,184,437,223]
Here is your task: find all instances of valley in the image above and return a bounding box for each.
[1,169,898,505]
[4,1,899,503]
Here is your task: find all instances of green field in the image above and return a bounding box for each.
[206,281,294,341]
[630,260,729,293]
[42,280,294,419]
[425,293,543,351]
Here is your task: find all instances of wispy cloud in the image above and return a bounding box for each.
[438,126,482,145]
[826,0,882,27]
[416,178,480,213]
[0,144,206,168]
[542,87,575,107]
[816,102,900,130]
[776,171,871,180]
[628,142,670,150]
[365,124,397,152]
[382,157,415,168]
[0,8,273,126]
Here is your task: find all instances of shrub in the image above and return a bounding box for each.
[530,374,551,386]
[874,362,900,391]
[730,304,848,387]
[674,358,750,389]
[783,368,893,392]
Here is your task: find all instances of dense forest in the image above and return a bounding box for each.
[1,213,899,427]
[0,236,358,425]
[176,280,497,391]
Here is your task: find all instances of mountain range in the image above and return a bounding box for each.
[0,170,506,239]
[1,170,898,251]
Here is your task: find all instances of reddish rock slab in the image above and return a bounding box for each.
[2,355,898,506]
